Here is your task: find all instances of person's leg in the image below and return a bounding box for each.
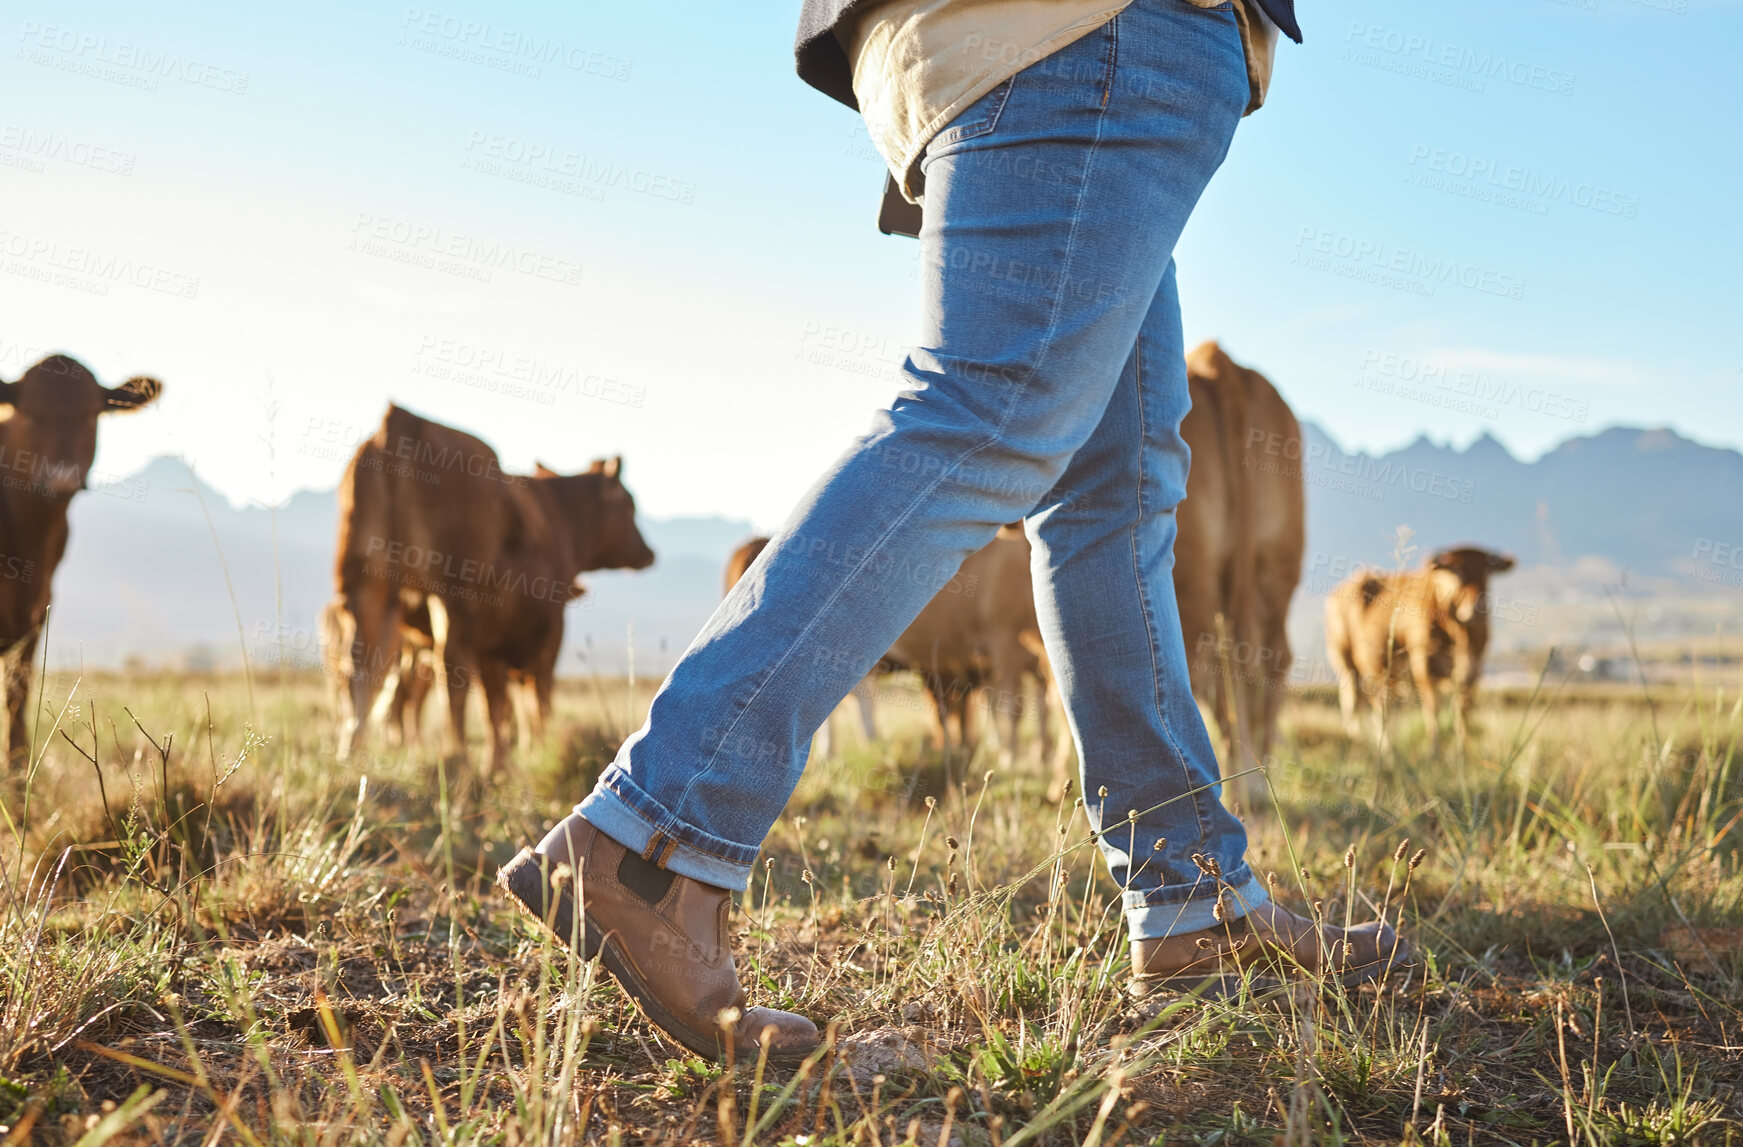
[570,0,1255,893]
[1027,259,1265,941]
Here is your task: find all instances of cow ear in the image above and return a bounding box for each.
[602,455,622,481]
[105,375,162,413]
[1488,552,1515,572]
[533,461,560,478]
[1427,550,1453,570]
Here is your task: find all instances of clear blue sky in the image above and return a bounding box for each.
[3,0,1738,527]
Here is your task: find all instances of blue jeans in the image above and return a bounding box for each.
[579,0,1267,939]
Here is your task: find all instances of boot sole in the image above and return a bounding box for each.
[497,848,814,1067]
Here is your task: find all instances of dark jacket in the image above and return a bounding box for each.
[794,0,867,110]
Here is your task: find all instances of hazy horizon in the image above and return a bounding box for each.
[5,1,1740,527]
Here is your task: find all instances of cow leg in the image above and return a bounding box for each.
[1409,646,1440,750]
[1451,640,1476,752]
[990,646,1024,769]
[400,652,433,747]
[1335,668,1361,738]
[510,676,535,756]
[480,658,513,777]
[425,596,475,764]
[924,674,951,754]
[851,675,879,742]
[4,632,39,765]
[382,655,409,746]
[338,583,402,761]
[531,671,553,743]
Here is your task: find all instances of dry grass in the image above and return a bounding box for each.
[1,658,1740,1145]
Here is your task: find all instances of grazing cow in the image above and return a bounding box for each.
[1324,547,1516,748]
[723,535,882,755]
[373,584,587,750]
[885,527,1055,765]
[1174,341,1306,809]
[725,529,1057,767]
[0,354,161,763]
[332,405,653,772]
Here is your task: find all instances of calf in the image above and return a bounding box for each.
[1324,547,1515,749]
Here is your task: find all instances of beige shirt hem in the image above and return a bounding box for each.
[845,0,1279,205]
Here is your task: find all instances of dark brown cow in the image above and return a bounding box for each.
[1324,546,1515,749]
[370,582,588,750]
[0,354,161,762]
[332,405,652,772]
[1175,341,1306,809]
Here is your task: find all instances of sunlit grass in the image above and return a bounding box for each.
[1,660,1739,1144]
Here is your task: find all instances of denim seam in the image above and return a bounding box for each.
[1127,337,1216,868]
[1100,9,1118,106]
[663,26,1121,829]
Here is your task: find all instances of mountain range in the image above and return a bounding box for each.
[39,424,1742,673]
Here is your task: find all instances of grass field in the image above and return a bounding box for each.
[1,658,1739,1145]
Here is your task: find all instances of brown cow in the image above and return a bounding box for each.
[332,405,653,772]
[885,527,1055,764]
[723,536,767,596]
[372,582,587,750]
[721,529,1057,765]
[0,354,161,762]
[1174,341,1306,809]
[723,536,881,755]
[1324,547,1515,749]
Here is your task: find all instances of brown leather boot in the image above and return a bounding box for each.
[497,816,820,1064]
[1131,901,1415,997]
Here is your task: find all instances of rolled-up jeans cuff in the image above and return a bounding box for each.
[574,767,758,893]
[1124,874,1269,941]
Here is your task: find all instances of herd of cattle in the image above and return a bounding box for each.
[0,346,1515,797]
